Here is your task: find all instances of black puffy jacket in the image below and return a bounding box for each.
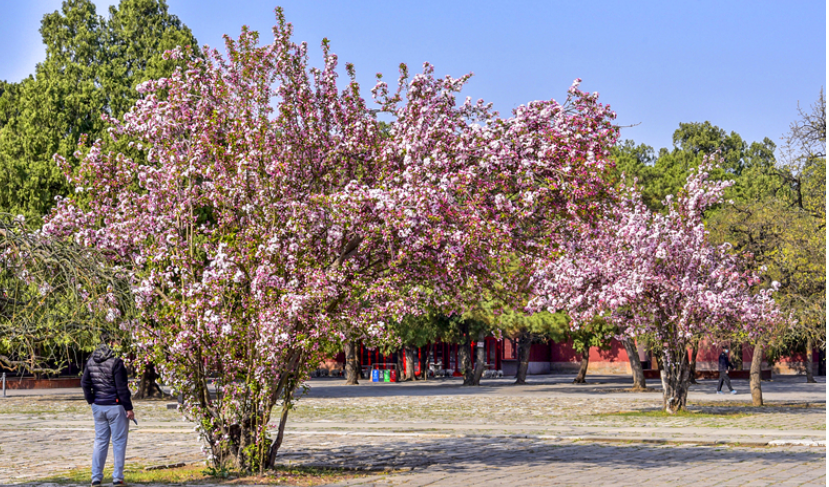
[80,344,133,411]
[718,352,731,372]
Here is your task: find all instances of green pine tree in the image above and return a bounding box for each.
[0,0,197,225]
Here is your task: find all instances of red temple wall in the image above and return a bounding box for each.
[324,338,821,376]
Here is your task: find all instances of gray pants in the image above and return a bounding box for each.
[91,404,129,482]
[717,371,733,392]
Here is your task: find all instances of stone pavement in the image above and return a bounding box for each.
[1,374,824,486]
[298,374,827,403]
[1,427,204,484]
[8,435,827,487]
[284,435,826,487]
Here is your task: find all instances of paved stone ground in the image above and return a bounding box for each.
[280,435,826,487]
[290,395,825,433]
[8,434,826,487]
[0,427,204,483]
[1,375,824,486]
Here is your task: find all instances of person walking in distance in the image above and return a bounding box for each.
[81,335,135,486]
[717,347,737,395]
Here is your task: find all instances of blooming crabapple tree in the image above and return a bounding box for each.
[45,9,618,471]
[531,162,785,413]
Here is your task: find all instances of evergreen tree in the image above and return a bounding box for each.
[103,0,197,117]
[708,91,826,383]
[0,0,197,224]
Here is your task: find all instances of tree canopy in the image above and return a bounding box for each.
[45,9,620,471]
[0,0,197,224]
[0,213,135,374]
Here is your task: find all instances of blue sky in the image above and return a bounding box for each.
[1,1,825,152]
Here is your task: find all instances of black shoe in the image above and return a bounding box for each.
[91,482,101,487]
[112,481,126,486]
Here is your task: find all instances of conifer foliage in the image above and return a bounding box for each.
[0,0,196,223]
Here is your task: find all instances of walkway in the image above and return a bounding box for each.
[2,374,824,486]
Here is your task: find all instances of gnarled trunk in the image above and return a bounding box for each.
[459,342,474,385]
[470,331,487,386]
[750,342,764,406]
[204,383,284,472]
[689,339,700,384]
[186,349,307,473]
[806,337,816,383]
[134,362,165,399]
[419,345,429,380]
[573,347,590,384]
[262,350,304,471]
[622,338,646,390]
[266,400,291,468]
[344,341,360,385]
[396,349,404,381]
[514,334,532,384]
[661,345,691,413]
[404,346,416,381]
[731,343,743,371]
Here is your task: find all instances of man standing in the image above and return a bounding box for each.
[717,347,737,395]
[81,336,135,486]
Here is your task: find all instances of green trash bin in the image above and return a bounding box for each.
[383,369,390,382]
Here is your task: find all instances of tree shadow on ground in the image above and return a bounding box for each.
[277,436,825,472]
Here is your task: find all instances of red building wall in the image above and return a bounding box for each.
[325,338,822,377]
[550,338,632,373]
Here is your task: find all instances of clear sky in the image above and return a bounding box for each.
[1,1,825,151]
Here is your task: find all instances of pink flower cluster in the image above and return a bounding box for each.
[531,159,785,356]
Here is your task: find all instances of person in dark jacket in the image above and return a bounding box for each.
[80,337,135,486]
[717,348,737,395]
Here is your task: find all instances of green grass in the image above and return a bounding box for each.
[42,463,376,485]
[691,400,825,409]
[45,464,208,484]
[600,409,752,419]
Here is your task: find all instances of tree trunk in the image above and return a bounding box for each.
[654,352,668,392]
[264,352,305,471]
[622,338,646,390]
[514,333,532,385]
[266,401,291,468]
[404,346,416,381]
[731,343,743,371]
[661,345,691,413]
[344,341,360,385]
[573,348,590,384]
[805,337,816,383]
[134,362,165,399]
[750,342,764,407]
[419,345,429,380]
[459,342,474,386]
[470,331,487,386]
[396,349,404,382]
[689,338,700,384]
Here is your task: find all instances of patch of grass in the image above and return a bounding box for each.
[43,464,208,484]
[690,401,825,409]
[603,387,661,393]
[250,465,379,486]
[0,405,89,415]
[600,409,752,419]
[42,463,378,486]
